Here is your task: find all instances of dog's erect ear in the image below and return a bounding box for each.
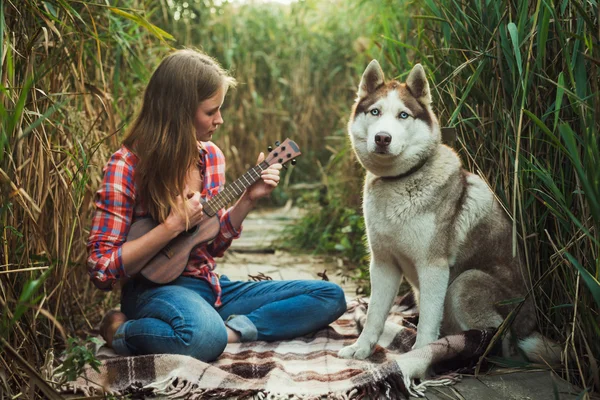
[406,64,431,104]
[358,60,385,98]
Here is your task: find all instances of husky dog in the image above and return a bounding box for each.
[338,60,560,364]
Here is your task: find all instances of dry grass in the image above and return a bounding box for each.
[0,0,169,396]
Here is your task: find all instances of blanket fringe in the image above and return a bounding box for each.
[406,373,462,398]
[147,371,412,400]
[152,377,266,400]
[65,370,460,399]
[145,373,178,392]
[64,381,120,398]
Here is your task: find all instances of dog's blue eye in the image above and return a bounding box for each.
[370,108,380,116]
[399,112,409,119]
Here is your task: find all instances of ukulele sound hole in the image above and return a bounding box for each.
[184,225,200,236]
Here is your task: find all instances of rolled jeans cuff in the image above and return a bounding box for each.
[111,320,133,356]
[225,315,257,342]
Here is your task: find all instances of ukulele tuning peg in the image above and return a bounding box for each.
[267,145,273,152]
[291,159,297,166]
[275,140,281,146]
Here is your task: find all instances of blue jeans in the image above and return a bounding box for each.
[112,275,347,362]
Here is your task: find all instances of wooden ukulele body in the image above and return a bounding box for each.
[126,214,220,283]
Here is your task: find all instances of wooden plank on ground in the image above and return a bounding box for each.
[478,371,581,400]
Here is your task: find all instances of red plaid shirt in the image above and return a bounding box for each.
[87,142,241,306]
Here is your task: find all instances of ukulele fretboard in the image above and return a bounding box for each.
[202,161,269,216]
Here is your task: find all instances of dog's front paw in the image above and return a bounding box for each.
[412,333,438,350]
[338,342,374,360]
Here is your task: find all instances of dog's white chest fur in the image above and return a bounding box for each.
[363,176,438,287]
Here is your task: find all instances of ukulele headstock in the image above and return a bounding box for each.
[265,138,301,167]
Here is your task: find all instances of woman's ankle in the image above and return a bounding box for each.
[100,310,128,348]
[226,327,241,343]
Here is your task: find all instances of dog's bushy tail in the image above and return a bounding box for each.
[518,332,562,365]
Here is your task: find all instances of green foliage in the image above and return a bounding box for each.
[0,260,50,341]
[283,199,368,266]
[280,187,371,292]
[55,336,103,383]
[279,138,370,289]
[11,267,52,327]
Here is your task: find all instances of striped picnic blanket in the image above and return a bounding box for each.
[67,294,495,399]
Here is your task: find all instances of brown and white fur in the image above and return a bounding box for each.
[338,60,560,365]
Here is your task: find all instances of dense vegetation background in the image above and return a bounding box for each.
[1,0,598,398]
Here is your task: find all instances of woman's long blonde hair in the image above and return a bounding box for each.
[123,49,236,223]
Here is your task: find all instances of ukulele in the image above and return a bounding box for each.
[126,138,301,284]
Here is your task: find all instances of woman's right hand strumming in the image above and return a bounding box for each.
[119,189,204,277]
[163,190,205,235]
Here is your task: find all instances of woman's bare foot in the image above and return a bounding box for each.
[100,310,127,348]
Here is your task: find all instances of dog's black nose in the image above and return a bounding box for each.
[375,132,392,147]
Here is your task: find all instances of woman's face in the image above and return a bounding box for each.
[194,86,225,142]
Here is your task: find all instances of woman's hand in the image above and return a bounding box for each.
[163,189,204,234]
[228,153,283,231]
[246,152,282,202]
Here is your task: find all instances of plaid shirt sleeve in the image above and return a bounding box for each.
[206,206,241,257]
[203,142,242,257]
[86,148,136,290]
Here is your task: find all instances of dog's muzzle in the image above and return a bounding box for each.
[375,132,391,153]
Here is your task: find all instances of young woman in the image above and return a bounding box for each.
[87,49,346,362]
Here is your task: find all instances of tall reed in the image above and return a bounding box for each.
[0,1,169,396]
[302,0,599,392]
[415,0,598,391]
